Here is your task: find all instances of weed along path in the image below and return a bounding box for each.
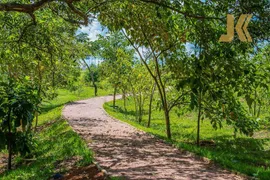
[63,96,244,180]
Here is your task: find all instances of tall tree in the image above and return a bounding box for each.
[98,1,190,139]
[96,32,134,108]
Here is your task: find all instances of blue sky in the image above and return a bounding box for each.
[78,20,194,54]
[77,20,107,41]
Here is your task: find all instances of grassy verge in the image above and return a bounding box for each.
[39,87,111,125]
[0,86,111,180]
[104,98,270,180]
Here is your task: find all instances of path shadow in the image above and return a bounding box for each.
[40,103,66,113]
[67,101,87,105]
[88,134,239,180]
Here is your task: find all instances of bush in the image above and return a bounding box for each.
[0,77,40,170]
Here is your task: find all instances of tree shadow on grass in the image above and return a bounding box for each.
[213,136,270,166]
[179,135,270,178]
[109,105,138,117]
[40,103,66,114]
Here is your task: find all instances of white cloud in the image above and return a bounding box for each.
[78,20,107,41]
[185,42,195,54]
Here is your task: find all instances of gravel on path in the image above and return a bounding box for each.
[62,95,245,180]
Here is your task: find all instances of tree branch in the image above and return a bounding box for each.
[0,0,89,25]
[138,0,223,21]
[168,92,190,112]
[0,0,52,13]
[66,1,89,26]
[0,0,223,25]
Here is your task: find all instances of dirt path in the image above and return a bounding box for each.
[62,96,244,180]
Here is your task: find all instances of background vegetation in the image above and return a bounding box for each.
[0,0,269,179]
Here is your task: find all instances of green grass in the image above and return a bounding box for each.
[104,97,270,180]
[0,120,92,180]
[0,86,112,180]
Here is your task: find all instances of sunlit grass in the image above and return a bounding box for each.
[0,86,112,180]
[0,120,92,180]
[39,87,111,125]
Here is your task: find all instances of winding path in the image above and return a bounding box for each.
[62,96,244,180]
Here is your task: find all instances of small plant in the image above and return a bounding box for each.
[0,77,40,170]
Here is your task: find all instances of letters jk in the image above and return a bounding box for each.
[219,14,253,42]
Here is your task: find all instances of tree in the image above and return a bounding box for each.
[0,1,269,42]
[84,64,100,96]
[0,0,269,149]
[174,51,259,145]
[126,62,153,123]
[95,32,134,108]
[0,77,40,170]
[159,0,269,144]
[0,0,91,25]
[98,1,190,139]
[0,0,230,26]
[240,45,270,118]
[168,16,261,145]
[148,80,156,128]
[76,33,100,96]
[0,8,84,127]
[0,1,92,171]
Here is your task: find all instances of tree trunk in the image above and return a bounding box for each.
[123,89,127,112]
[91,71,98,96]
[164,107,171,140]
[160,80,171,139]
[139,106,142,123]
[123,31,172,139]
[156,82,171,139]
[8,137,12,170]
[148,83,156,128]
[35,112,39,132]
[138,93,143,123]
[133,95,139,121]
[113,85,117,108]
[93,82,98,96]
[7,108,12,170]
[254,90,257,117]
[197,92,202,146]
[82,59,97,96]
[129,82,139,121]
[35,61,42,132]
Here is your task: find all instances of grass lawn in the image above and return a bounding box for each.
[0,86,112,180]
[104,97,270,180]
